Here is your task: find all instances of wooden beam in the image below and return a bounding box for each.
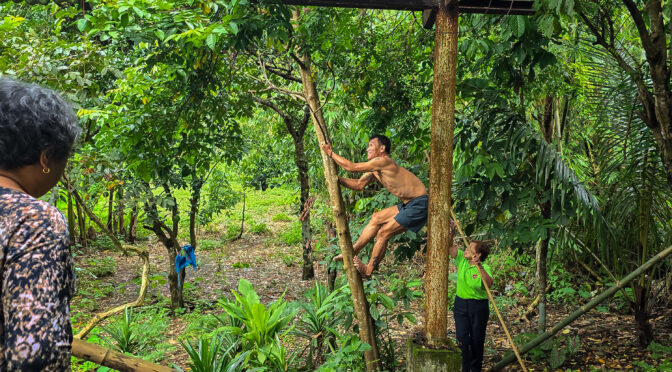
[422,9,436,29]
[280,0,536,15]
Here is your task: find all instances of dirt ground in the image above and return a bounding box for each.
[73,230,672,371]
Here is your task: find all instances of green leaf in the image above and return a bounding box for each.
[77,18,89,32]
[206,33,217,51]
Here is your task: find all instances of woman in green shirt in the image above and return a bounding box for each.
[449,229,493,372]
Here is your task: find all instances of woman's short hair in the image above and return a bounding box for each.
[472,240,491,261]
[0,78,80,170]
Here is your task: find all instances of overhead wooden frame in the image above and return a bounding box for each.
[279,0,536,15]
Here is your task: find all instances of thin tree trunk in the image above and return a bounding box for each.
[293,23,380,368]
[126,205,138,244]
[75,191,87,248]
[293,124,314,280]
[117,187,125,237]
[536,96,554,334]
[66,180,76,246]
[143,184,183,309]
[326,222,337,291]
[107,187,114,231]
[189,179,203,249]
[490,244,672,371]
[536,218,549,333]
[425,0,458,346]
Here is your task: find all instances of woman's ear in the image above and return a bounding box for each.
[39,150,50,170]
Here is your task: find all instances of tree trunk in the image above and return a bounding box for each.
[293,26,380,368]
[117,187,125,237]
[189,179,203,249]
[126,205,138,244]
[490,244,672,371]
[107,188,115,232]
[66,180,76,247]
[633,281,653,346]
[75,192,88,248]
[326,222,338,291]
[144,185,184,309]
[425,0,458,346]
[292,120,314,280]
[536,217,549,334]
[535,95,554,334]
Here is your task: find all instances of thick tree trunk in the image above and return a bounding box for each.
[294,30,380,369]
[425,0,458,346]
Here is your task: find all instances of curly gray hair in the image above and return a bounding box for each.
[0,77,80,170]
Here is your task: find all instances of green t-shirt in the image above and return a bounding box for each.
[454,249,493,300]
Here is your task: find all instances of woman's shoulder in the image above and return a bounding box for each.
[1,189,67,235]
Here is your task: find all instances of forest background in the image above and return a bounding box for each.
[1,0,672,370]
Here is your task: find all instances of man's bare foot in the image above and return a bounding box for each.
[353,257,371,278]
[333,254,343,262]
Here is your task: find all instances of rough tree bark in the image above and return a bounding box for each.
[425,0,458,346]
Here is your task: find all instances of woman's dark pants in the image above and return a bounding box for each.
[454,296,489,372]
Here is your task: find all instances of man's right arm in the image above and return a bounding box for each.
[338,173,376,191]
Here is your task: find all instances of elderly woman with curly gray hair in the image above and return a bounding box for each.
[0,77,81,371]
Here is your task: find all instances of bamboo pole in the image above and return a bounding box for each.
[72,338,175,372]
[489,244,672,371]
[450,209,528,372]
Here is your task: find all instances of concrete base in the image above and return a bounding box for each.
[406,338,461,372]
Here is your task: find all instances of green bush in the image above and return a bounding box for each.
[199,239,220,252]
[280,222,302,245]
[250,221,269,234]
[86,257,117,278]
[272,213,292,222]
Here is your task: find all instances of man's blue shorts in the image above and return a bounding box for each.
[394,194,428,233]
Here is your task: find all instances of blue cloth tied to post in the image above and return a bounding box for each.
[175,244,198,286]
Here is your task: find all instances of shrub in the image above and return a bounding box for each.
[272,213,292,222]
[280,222,302,245]
[86,257,117,277]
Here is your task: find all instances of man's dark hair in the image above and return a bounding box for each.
[0,78,80,170]
[370,134,391,154]
[472,240,491,261]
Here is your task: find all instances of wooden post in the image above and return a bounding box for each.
[425,0,459,346]
[295,47,381,370]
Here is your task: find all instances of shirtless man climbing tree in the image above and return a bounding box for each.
[322,134,428,278]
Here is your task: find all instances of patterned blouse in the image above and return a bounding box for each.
[0,186,75,371]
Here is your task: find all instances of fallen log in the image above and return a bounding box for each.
[72,338,176,372]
